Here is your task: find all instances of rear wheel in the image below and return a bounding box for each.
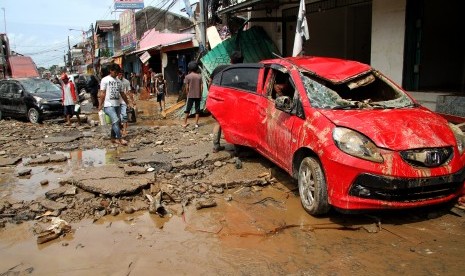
[298,157,330,215]
[27,108,41,124]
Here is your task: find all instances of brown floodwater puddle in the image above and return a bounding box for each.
[1,184,465,275]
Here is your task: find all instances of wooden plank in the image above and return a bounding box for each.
[161,100,186,118]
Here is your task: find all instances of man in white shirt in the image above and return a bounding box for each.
[117,71,133,136]
[98,64,130,146]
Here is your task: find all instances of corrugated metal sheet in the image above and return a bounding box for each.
[201,26,278,74]
[9,56,40,78]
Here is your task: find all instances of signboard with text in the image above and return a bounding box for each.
[120,10,137,51]
[139,51,151,63]
[114,0,144,10]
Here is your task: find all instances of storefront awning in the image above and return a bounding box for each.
[130,29,196,55]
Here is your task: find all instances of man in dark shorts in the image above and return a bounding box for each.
[209,51,243,152]
[182,61,203,128]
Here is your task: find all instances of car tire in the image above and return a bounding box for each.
[27,108,42,124]
[298,157,330,215]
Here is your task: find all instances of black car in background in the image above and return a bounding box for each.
[76,74,100,107]
[0,78,63,123]
[76,74,99,94]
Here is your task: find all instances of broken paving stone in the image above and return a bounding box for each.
[195,199,217,210]
[124,206,135,214]
[0,156,22,167]
[45,185,76,200]
[39,199,67,211]
[49,154,68,163]
[214,161,222,167]
[124,165,148,175]
[155,140,164,145]
[17,168,32,176]
[40,180,49,186]
[28,156,50,165]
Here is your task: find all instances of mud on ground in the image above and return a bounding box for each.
[1,95,465,275]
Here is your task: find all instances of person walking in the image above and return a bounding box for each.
[98,63,130,146]
[182,61,203,128]
[88,74,100,109]
[209,51,243,152]
[155,73,166,112]
[60,73,81,126]
[117,71,132,136]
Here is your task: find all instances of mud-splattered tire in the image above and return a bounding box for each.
[27,108,41,124]
[298,157,330,215]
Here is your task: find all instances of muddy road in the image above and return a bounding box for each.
[1,96,464,275]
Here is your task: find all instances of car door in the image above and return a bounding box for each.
[207,64,263,148]
[9,81,27,115]
[259,66,300,171]
[0,81,21,115]
[0,81,9,114]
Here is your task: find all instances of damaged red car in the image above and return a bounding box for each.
[206,56,465,215]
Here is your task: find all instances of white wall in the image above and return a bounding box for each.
[371,0,406,84]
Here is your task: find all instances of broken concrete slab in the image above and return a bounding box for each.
[124,165,149,175]
[45,185,77,200]
[43,130,83,143]
[0,156,22,167]
[201,161,273,189]
[39,198,68,211]
[49,154,68,163]
[27,156,50,165]
[69,164,154,196]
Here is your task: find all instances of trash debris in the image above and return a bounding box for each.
[36,217,71,244]
[147,191,168,217]
[234,157,242,169]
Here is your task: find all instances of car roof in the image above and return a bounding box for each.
[262,56,372,84]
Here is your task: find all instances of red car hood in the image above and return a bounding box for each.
[319,108,455,150]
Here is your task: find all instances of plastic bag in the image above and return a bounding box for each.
[74,104,80,113]
[98,110,106,126]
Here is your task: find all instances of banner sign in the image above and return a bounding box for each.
[139,51,151,63]
[120,10,137,51]
[114,0,144,10]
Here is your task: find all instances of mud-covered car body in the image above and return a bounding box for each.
[206,56,465,215]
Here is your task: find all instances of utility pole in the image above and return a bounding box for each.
[67,35,71,72]
[198,0,206,53]
[90,23,97,77]
[1,8,6,33]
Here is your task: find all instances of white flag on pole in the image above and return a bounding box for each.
[292,0,310,57]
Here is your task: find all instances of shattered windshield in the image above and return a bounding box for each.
[302,71,414,109]
[19,78,61,94]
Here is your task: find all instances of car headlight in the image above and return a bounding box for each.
[449,123,465,155]
[33,96,48,104]
[333,127,384,163]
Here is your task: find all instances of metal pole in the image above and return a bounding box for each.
[1,8,6,33]
[199,0,206,51]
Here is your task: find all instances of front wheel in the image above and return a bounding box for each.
[298,157,330,215]
[27,108,41,124]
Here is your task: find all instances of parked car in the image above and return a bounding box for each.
[206,56,465,215]
[75,74,99,94]
[0,77,63,123]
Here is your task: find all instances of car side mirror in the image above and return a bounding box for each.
[275,96,293,112]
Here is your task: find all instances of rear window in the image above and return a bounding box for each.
[218,67,259,93]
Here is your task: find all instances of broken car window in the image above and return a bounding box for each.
[302,71,414,109]
[221,67,259,93]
